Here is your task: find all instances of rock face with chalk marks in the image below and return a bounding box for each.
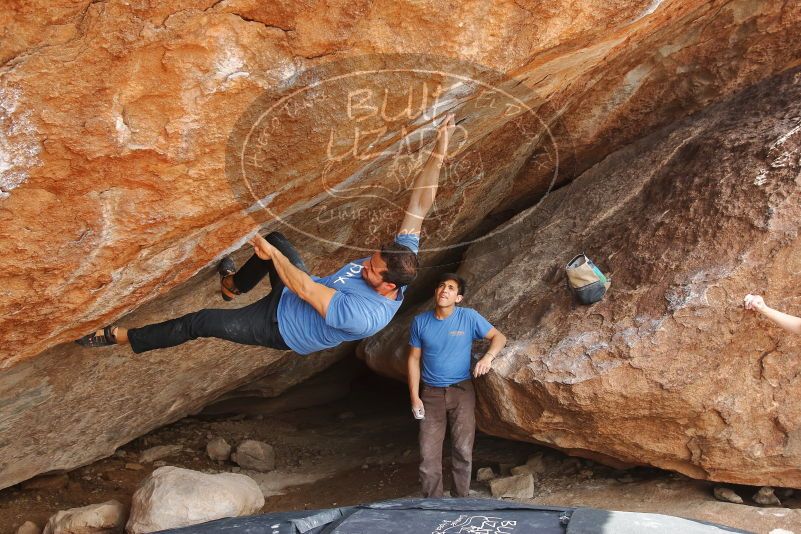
[1,0,801,489]
[361,67,801,487]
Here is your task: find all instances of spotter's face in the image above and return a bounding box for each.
[434,279,462,308]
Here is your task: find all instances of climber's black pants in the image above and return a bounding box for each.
[127,232,307,354]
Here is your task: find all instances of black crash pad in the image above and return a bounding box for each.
[157,497,752,534]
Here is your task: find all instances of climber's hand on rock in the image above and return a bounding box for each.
[249,234,275,261]
[434,113,456,157]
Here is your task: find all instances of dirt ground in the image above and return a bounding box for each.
[1,376,799,533]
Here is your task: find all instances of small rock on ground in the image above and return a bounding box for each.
[42,500,126,534]
[206,437,232,462]
[231,440,275,472]
[489,474,534,499]
[510,465,533,476]
[476,467,495,482]
[16,521,40,534]
[525,453,548,474]
[713,486,743,504]
[753,486,781,506]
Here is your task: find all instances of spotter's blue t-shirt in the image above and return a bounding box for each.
[277,233,419,355]
[409,307,493,387]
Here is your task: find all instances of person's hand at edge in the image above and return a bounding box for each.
[744,294,766,312]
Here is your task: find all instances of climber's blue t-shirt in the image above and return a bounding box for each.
[277,233,419,355]
[409,307,493,387]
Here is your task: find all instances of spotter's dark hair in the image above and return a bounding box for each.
[438,273,466,296]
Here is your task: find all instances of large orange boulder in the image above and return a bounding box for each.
[0,0,799,489]
[2,0,799,366]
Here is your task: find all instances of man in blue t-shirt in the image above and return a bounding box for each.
[407,273,507,498]
[76,115,457,355]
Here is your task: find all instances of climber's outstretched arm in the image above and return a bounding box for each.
[398,113,456,236]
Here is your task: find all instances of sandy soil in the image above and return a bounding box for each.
[1,377,798,534]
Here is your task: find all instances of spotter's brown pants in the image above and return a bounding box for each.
[418,380,476,498]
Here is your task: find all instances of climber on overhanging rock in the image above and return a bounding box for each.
[75,114,457,355]
[744,293,801,334]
